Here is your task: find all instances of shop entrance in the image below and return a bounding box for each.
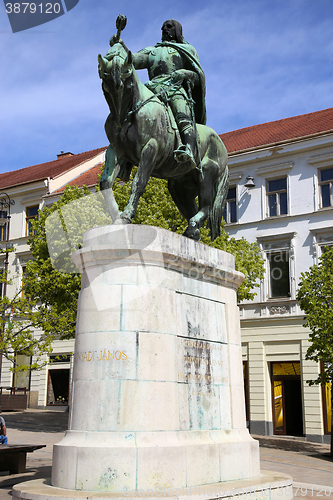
[47,369,69,406]
[272,362,303,436]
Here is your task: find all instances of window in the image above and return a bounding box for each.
[319,168,333,208]
[0,212,7,241]
[49,354,71,364]
[258,235,295,302]
[0,269,3,299]
[310,230,333,264]
[268,250,290,298]
[322,245,333,254]
[13,354,31,389]
[267,178,287,217]
[21,266,26,298]
[26,205,39,236]
[223,187,237,223]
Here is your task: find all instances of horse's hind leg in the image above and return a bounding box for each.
[186,158,220,238]
[168,174,200,240]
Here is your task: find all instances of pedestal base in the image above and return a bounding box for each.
[52,429,259,491]
[12,471,293,500]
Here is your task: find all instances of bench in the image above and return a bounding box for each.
[0,444,46,474]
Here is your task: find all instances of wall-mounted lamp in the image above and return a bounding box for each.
[244,176,255,188]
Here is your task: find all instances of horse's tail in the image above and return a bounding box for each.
[207,165,229,241]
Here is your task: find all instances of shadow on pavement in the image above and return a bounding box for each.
[0,466,52,489]
[253,435,332,457]
[2,411,68,433]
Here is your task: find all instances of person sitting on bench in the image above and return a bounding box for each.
[0,415,8,444]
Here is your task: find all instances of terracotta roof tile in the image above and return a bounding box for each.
[219,107,333,153]
[52,164,103,194]
[0,147,107,190]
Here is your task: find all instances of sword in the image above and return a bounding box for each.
[186,80,203,179]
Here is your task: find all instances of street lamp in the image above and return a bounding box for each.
[0,193,15,298]
[0,193,14,411]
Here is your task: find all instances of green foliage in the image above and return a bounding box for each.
[112,170,187,233]
[296,248,333,386]
[0,184,113,373]
[26,185,112,341]
[0,268,55,372]
[113,169,264,301]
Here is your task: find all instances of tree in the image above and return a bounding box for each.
[296,248,333,455]
[26,185,112,340]
[0,264,57,373]
[0,184,113,375]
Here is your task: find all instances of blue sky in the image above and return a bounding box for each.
[1,0,333,173]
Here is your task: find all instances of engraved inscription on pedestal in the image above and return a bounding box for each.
[177,335,229,430]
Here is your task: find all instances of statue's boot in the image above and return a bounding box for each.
[174,144,196,167]
[173,118,198,168]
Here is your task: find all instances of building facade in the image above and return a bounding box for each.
[219,107,333,443]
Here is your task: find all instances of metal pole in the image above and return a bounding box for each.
[0,193,15,412]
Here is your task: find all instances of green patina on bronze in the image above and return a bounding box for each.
[98,15,229,241]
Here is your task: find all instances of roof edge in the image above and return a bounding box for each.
[224,129,333,156]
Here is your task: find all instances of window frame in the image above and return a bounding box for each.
[0,211,7,242]
[267,248,291,299]
[318,167,333,209]
[255,162,293,220]
[257,233,296,302]
[310,229,333,264]
[223,185,237,224]
[21,266,27,298]
[308,153,333,212]
[266,177,288,218]
[13,354,31,390]
[25,205,39,237]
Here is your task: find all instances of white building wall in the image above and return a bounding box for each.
[225,133,333,442]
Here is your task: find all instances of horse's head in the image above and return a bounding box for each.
[98,46,133,94]
[98,45,137,127]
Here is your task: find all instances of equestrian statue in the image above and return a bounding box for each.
[98,15,228,241]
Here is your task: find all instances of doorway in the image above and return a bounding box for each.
[47,369,69,406]
[272,362,303,436]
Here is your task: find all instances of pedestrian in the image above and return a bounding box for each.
[0,415,8,444]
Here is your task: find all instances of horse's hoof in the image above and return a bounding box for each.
[183,227,201,241]
[113,215,131,225]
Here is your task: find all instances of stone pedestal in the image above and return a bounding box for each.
[13,225,292,499]
[52,225,259,492]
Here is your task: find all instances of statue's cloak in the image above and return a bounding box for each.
[155,41,207,125]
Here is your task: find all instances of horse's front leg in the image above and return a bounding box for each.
[184,158,219,240]
[117,139,158,223]
[100,144,121,222]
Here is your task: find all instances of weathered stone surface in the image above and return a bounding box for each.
[51,225,260,492]
[13,471,293,500]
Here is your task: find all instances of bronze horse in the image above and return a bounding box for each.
[98,43,228,241]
